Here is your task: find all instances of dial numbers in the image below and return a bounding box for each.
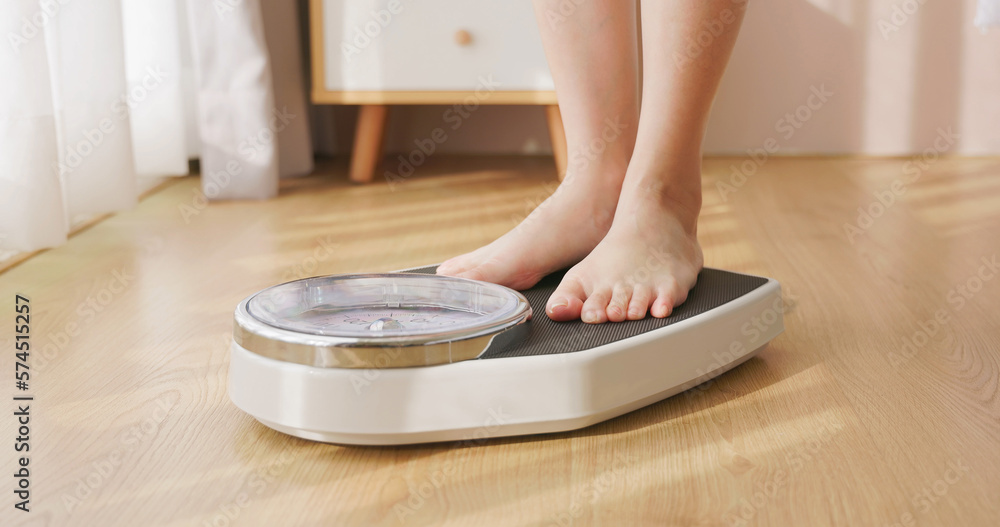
[291,305,483,334]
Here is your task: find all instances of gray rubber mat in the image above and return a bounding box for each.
[408,267,768,359]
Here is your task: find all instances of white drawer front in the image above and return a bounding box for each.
[323,0,554,91]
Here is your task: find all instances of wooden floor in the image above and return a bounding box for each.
[1,155,998,526]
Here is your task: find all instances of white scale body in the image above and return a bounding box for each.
[229,266,784,445]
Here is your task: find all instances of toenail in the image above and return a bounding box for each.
[549,301,567,312]
[582,311,598,323]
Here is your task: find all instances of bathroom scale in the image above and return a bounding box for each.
[229,265,784,445]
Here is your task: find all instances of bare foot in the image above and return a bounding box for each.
[436,167,624,290]
[546,170,704,323]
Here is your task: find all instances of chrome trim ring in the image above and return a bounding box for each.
[233,273,532,368]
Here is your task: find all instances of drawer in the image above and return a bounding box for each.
[320,0,554,92]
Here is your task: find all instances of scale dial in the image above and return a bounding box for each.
[234,273,532,368]
[262,305,490,336]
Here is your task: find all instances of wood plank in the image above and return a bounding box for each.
[1,155,998,526]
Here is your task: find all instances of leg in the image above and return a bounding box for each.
[437,0,640,289]
[547,0,747,322]
[349,104,388,183]
[545,105,568,179]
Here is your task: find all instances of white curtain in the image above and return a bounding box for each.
[0,0,312,253]
[977,0,1000,28]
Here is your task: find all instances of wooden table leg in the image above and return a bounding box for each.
[349,104,388,183]
[545,104,568,180]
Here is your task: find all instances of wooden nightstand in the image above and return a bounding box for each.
[309,0,566,183]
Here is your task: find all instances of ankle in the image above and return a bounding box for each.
[564,130,634,179]
[620,170,702,235]
[560,157,629,212]
[655,179,702,217]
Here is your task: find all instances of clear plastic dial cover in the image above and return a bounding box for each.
[246,273,529,340]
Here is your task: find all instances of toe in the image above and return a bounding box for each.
[454,260,505,286]
[649,295,674,318]
[651,281,686,318]
[453,258,543,290]
[455,265,489,282]
[650,295,673,318]
[651,283,674,318]
[581,288,612,324]
[547,276,587,322]
[606,283,631,322]
[436,254,473,276]
[626,286,653,320]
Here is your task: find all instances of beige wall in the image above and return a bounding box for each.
[356,0,1000,156]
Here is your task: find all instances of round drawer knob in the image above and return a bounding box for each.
[454,29,472,46]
